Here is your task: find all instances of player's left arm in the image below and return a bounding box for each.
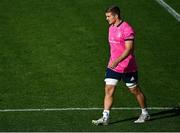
[109,40,134,69]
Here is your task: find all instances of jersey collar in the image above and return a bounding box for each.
[116,20,124,27]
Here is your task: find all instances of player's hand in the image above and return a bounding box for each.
[108,60,119,69]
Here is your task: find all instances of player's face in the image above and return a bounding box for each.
[105,12,116,25]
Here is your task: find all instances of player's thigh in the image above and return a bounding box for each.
[105,84,116,96]
[104,68,121,95]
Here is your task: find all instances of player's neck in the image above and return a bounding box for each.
[114,19,122,27]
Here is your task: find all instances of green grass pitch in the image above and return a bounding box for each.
[0,0,180,131]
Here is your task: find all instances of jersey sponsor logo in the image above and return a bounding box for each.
[109,40,120,44]
[117,32,122,38]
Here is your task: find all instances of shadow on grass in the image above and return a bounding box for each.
[149,107,180,121]
[109,107,180,125]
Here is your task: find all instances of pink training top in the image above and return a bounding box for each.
[108,21,137,73]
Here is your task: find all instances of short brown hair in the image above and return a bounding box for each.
[105,5,121,18]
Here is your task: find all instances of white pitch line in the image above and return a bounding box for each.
[155,0,180,22]
[0,107,178,112]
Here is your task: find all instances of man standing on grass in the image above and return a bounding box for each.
[92,5,150,125]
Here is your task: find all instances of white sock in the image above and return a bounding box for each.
[103,110,110,120]
[141,108,148,115]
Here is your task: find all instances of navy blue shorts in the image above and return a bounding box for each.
[104,68,138,88]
